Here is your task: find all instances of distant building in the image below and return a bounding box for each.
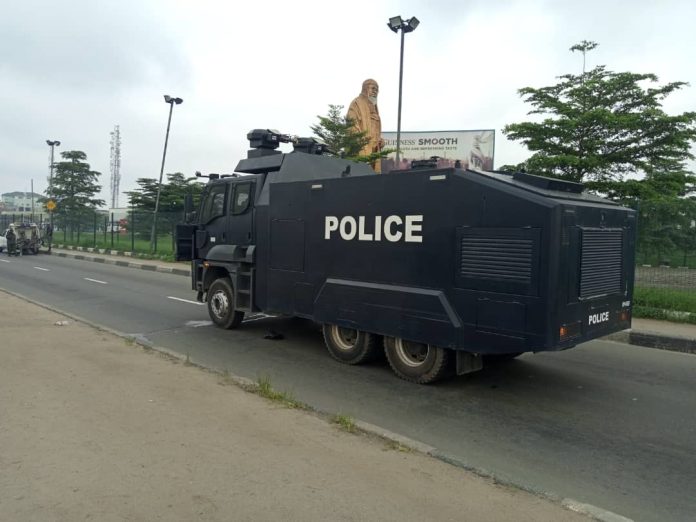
[1,192,42,212]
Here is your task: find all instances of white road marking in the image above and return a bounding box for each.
[185,320,213,328]
[167,296,205,306]
[33,266,51,271]
[243,313,274,323]
[84,277,108,285]
[0,259,10,263]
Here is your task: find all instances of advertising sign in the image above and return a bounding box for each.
[380,130,495,174]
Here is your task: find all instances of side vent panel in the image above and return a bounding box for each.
[455,227,540,296]
[579,228,623,298]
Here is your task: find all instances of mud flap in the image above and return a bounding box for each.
[456,351,483,376]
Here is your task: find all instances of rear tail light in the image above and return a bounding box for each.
[560,321,582,341]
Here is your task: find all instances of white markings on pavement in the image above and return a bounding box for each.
[0,259,9,263]
[167,296,205,306]
[34,266,51,271]
[185,320,213,328]
[243,313,274,323]
[84,277,108,285]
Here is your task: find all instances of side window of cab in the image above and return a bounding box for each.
[200,183,227,223]
[231,182,253,215]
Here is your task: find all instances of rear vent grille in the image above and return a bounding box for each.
[580,229,623,298]
[460,237,533,284]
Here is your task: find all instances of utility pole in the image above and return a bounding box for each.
[46,139,61,253]
[150,95,183,253]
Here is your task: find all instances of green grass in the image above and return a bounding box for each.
[255,375,305,409]
[56,234,177,260]
[331,413,357,433]
[633,286,696,324]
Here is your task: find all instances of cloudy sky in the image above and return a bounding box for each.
[1,0,694,206]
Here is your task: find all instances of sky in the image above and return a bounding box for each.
[1,0,695,207]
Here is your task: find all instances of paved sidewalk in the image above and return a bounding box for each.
[0,293,592,522]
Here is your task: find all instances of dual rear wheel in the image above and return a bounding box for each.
[322,324,451,384]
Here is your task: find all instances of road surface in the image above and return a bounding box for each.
[2,253,695,522]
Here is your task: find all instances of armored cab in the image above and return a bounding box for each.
[177,130,635,384]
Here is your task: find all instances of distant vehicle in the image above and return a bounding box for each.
[4,223,43,255]
[0,231,5,252]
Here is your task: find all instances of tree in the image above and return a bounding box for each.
[46,151,104,240]
[310,104,392,165]
[126,172,203,239]
[503,41,696,192]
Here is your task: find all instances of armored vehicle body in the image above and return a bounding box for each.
[177,130,635,384]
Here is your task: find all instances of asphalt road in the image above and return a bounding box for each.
[2,253,696,522]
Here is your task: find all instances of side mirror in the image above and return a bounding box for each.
[184,194,194,223]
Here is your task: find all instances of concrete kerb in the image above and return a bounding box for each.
[52,245,191,277]
[0,285,634,522]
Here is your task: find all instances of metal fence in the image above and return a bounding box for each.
[635,266,696,290]
[0,210,184,255]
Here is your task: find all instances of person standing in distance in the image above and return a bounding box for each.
[347,79,384,173]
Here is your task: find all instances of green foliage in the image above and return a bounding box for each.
[45,151,104,239]
[125,173,204,236]
[310,104,394,164]
[503,41,696,189]
[310,104,370,158]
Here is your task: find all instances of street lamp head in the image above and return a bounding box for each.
[164,95,183,105]
[387,15,402,33]
[46,140,61,147]
[405,17,420,32]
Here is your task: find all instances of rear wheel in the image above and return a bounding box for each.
[322,324,380,365]
[207,278,244,329]
[384,337,451,384]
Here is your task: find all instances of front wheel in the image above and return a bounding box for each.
[207,278,244,329]
[322,324,380,365]
[384,337,452,384]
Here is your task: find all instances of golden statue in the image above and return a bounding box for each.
[347,79,384,173]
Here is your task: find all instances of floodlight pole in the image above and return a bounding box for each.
[388,16,419,168]
[46,139,61,253]
[150,95,182,253]
[396,27,406,166]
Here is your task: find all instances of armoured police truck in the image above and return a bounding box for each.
[176,130,635,384]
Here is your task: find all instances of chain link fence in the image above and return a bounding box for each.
[0,210,184,256]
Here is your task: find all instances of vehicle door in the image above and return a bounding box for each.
[227,180,255,246]
[195,181,229,258]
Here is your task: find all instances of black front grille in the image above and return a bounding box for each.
[580,229,623,298]
[460,236,533,284]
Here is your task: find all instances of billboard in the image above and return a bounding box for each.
[380,130,495,174]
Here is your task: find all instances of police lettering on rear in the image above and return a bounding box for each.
[325,215,423,243]
[588,312,610,325]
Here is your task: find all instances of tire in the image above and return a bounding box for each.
[207,278,244,329]
[384,337,451,384]
[322,324,380,365]
[482,353,523,366]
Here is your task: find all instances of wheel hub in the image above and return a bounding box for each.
[210,290,229,318]
[394,338,429,367]
[331,326,358,351]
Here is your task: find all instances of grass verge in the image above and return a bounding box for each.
[633,286,696,324]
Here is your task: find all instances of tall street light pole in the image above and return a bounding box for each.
[387,15,420,168]
[150,94,183,253]
[46,139,61,254]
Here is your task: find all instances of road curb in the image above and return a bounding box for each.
[0,285,636,522]
[603,330,696,354]
[52,248,191,277]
